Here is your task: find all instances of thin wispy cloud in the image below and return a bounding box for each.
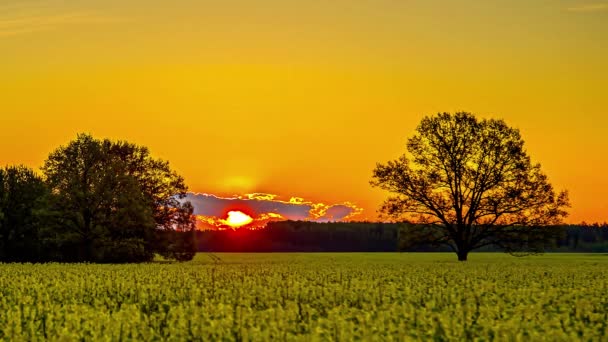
[0,1,120,37]
[567,3,608,12]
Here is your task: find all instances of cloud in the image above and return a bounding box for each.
[0,1,120,37]
[184,192,363,230]
[567,3,608,12]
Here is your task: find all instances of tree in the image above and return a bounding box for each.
[106,140,193,231]
[0,166,49,262]
[371,112,569,261]
[106,140,197,260]
[42,134,195,262]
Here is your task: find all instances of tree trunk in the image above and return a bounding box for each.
[457,250,468,261]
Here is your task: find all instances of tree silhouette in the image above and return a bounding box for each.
[371,112,569,261]
[0,166,49,262]
[42,134,195,262]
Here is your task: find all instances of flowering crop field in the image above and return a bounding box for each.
[0,253,606,341]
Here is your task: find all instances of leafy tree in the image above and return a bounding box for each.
[106,140,196,261]
[42,134,195,262]
[371,112,569,261]
[106,140,193,231]
[0,166,49,262]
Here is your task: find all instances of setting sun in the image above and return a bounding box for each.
[225,211,254,228]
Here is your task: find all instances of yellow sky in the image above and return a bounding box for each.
[1,0,607,223]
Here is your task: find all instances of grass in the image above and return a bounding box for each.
[192,251,608,265]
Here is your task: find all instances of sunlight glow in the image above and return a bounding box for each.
[225,210,254,227]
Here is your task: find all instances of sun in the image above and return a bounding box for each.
[224,210,254,228]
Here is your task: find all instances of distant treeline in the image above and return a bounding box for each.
[195,221,608,253]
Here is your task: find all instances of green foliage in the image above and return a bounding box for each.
[0,253,605,340]
[0,134,195,263]
[38,133,195,262]
[155,227,197,262]
[0,166,49,262]
[105,139,192,232]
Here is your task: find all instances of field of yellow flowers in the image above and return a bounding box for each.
[0,253,606,341]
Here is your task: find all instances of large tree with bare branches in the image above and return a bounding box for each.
[371,112,569,261]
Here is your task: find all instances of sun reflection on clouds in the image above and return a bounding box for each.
[185,192,362,230]
[245,193,277,201]
[289,197,305,204]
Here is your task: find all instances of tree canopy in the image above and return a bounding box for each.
[371,112,569,261]
[0,134,195,263]
[0,166,49,262]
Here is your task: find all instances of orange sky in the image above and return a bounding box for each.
[1,0,607,223]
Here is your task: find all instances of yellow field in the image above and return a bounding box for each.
[0,253,606,341]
